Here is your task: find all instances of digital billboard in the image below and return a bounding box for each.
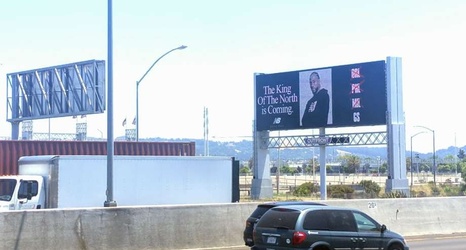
[255,60,386,131]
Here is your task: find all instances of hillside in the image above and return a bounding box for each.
[138,137,464,162]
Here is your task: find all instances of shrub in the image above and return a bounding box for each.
[359,180,381,198]
[327,185,354,199]
[411,190,427,197]
[428,182,442,196]
[442,185,456,196]
[381,190,407,198]
[293,182,319,197]
[461,183,466,195]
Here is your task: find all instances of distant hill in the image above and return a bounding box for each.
[133,137,465,162]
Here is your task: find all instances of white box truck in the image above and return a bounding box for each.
[0,155,238,210]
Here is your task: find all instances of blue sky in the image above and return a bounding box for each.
[1,0,466,154]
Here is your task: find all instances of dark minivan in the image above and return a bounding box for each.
[253,205,409,250]
[243,201,326,247]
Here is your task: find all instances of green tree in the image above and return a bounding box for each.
[307,158,318,173]
[459,162,466,181]
[304,165,312,174]
[248,157,254,173]
[340,155,361,173]
[240,166,250,174]
[361,163,370,174]
[296,165,303,174]
[436,163,452,173]
[457,149,465,160]
[279,165,292,174]
[419,163,430,172]
[444,154,455,162]
[379,162,387,174]
[406,157,412,172]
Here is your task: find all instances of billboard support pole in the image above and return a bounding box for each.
[319,128,327,200]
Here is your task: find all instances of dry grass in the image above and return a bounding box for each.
[241,182,465,201]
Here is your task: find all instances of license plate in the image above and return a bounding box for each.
[267,236,277,244]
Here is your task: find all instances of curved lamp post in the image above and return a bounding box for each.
[410,131,427,188]
[414,125,436,185]
[136,45,187,141]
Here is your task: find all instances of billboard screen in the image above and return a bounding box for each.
[255,60,386,131]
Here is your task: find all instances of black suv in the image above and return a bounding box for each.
[243,201,326,247]
[253,205,409,250]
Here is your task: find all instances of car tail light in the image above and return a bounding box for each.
[292,231,306,245]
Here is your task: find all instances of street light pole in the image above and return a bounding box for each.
[136,45,187,141]
[410,131,427,188]
[433,129,436,184]
[414,125,436,185]
[105,0,117,207]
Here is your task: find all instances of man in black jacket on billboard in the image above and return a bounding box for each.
[301,72,329,128]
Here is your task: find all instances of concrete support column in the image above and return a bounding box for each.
[385,56,409,195]
[251,130,273,199]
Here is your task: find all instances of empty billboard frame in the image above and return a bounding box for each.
[6,60,106,122]
[255,60,386,131]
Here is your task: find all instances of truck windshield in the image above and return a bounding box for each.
[0,179,17,201]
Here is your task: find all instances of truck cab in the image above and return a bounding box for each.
[0,175,45,210]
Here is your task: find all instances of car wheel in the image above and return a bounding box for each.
[387,243,404,250]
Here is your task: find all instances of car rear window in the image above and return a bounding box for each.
[250,206,273,219]
[256,208,300,230]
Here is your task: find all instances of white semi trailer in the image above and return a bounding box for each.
[0,155,238,210]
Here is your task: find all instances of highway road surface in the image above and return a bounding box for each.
[213,232,466,250]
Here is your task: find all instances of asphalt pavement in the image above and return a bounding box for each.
[203,232,466,250]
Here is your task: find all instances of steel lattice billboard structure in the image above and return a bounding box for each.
[6,60,106,122]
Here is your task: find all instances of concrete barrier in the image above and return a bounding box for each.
[0,197,465,250]
[323,197,466,236]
